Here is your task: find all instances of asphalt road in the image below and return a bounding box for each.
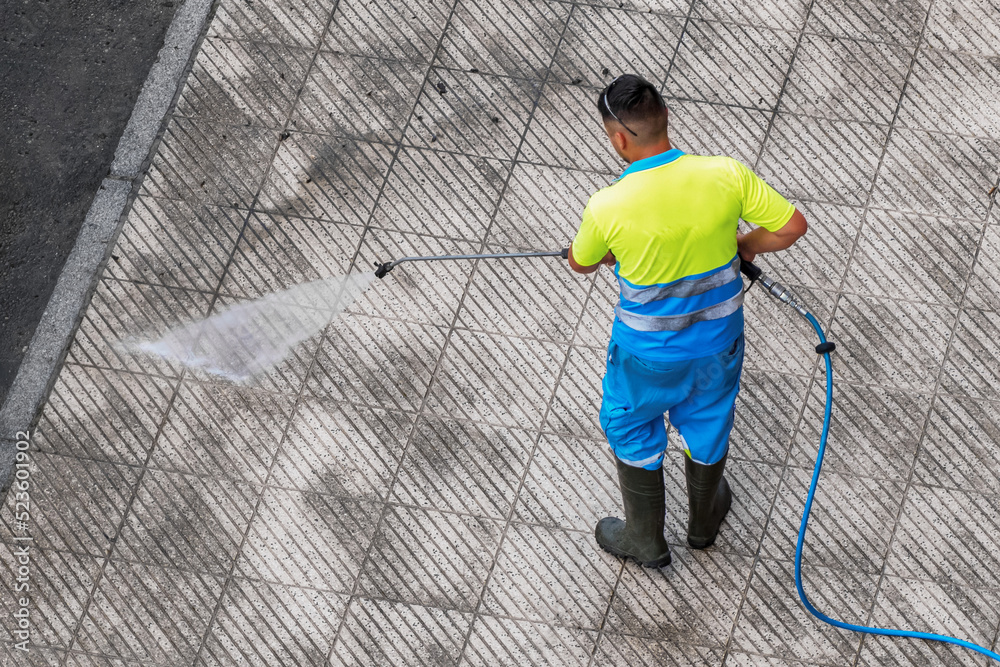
[0,0,180,405]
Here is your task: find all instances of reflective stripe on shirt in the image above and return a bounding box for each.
[617,255,741,304]
[614,288,744,332]
[613,254,743,333]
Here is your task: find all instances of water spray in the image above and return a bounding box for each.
[129,272,375,382]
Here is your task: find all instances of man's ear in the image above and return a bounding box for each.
[612,130,628,154]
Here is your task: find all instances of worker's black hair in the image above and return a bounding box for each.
[597,73,665,125]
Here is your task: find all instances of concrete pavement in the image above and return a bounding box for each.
[2,0,1000,664]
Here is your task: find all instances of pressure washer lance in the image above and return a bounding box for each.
[373,248,799,319]
[374,248,569,279]
[375,249,804,325]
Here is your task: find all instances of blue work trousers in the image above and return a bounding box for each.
[599,334,744,469]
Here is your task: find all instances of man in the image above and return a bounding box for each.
[568,74,807,568]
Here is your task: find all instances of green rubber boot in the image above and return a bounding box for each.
[685,454,732,549]
[595,458,672,568]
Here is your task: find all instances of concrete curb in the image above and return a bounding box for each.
[0,0,214,491]
[111,0,214,180]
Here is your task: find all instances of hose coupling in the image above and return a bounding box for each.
[759,274,810,318]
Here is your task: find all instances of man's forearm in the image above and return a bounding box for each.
[737,208,807,261]
[738,227,797,255]
[568,246,615,274]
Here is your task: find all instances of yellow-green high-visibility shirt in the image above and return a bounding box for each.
[572,148,795,361]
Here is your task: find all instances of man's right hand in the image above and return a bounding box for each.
[736,236,756,263]
[568,245,617,274]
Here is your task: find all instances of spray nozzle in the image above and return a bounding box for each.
[374,261,395,279]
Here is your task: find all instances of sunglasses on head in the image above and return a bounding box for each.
[603,76,639,137]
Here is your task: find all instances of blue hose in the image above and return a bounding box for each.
[797,311,1000,663]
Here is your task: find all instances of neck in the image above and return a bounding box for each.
[630,137,673,162]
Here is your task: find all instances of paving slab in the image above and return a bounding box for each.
[4,0,1000,665]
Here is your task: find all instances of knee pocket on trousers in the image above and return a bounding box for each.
[600,404,631,434]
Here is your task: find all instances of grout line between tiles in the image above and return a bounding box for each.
[188,1,360,659]
[320,1,485,660]
[805,1,984,663]
[58,374,186,665]
[720,0,822,661]
[441,6,610,661]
